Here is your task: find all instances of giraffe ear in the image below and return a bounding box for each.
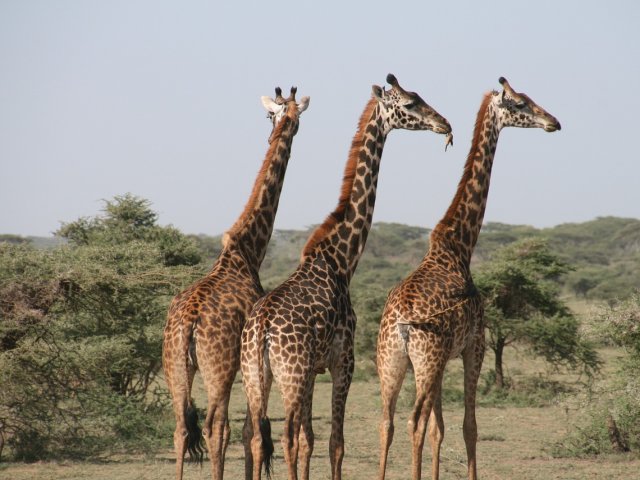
[297,96,310,113]
[261,96,284,115]
[372,85,384,100]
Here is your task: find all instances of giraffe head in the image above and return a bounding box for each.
[371,73,452,136]
[493,77,561,132]
[261,86,310,143]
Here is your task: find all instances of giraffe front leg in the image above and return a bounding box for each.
[462,334,485,480]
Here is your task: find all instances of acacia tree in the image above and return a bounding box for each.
[57,193,201,267]
[475,238,600,389]
[0,195,202,460]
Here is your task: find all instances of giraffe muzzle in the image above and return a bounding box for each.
[544,121,561,132]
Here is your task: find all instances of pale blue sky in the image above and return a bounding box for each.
[1,0,638,237]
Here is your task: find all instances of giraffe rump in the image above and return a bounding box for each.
[301,98,377,257]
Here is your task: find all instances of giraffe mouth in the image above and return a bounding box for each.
[433,125,452,135]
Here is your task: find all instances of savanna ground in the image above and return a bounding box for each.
[2,347,639,480]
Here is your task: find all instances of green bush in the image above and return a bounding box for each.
[554,293,640,456]
[0,196,201,460]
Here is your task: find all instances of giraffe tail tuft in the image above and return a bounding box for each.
[185,403,204,465]
[259,416,275,479]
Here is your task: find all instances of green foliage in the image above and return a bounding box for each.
[476,239,600,389]
[595,293,640,355]
[0,195,202,460]
[555,293,640,456]
[57,193,201,266]
[524,314,600,375]
[187,233,223,265]
[475,217,640,300]
[479,370,574,407]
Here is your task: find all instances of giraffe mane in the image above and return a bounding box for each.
[225,103,298,242]
[302,97,377,257]
[432,91,493,237]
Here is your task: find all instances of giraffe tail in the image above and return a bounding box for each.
[185,402,204,464]
[259,417,275,479]
[256,311,275,479]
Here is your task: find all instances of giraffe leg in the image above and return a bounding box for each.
[376,330,409,480]
[328,348,354,480]
[201,384,233,480]
[427,390,444,480]
[280,384,307,480]
[164,346,198,480]
[462,335,485,480]
[242,404,253,480]
[407,387,436,480]
[245,389,267,480]
[408,341,444,480]
[298,375,316,480]
[243,365,274,480]
[171,396,189,480]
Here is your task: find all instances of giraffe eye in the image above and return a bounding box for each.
[405,102,416,110]
[515,101,526,110]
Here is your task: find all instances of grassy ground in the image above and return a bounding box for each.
[2,349,638,479]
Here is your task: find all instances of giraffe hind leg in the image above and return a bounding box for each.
[329,349,355,480]
[377,335,409,480]
[199,366,236,478]
[164,335,200,479]
[298,375,316,480]
[462,336,485,480]
[427,390,444,480]
[408,341,445,480]
[280,386,307,480]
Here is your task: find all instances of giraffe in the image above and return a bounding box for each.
[162,86,309,480]
[240,74,452,480]
[376,77,561,480]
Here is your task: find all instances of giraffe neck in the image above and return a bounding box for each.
[302,98,386,283]
[224,108,299,271]
[431,93,500,266]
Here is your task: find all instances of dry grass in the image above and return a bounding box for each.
[2,348,639,479]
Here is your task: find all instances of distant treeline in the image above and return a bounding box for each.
[6,216,638,301]
[184,216,640,302]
